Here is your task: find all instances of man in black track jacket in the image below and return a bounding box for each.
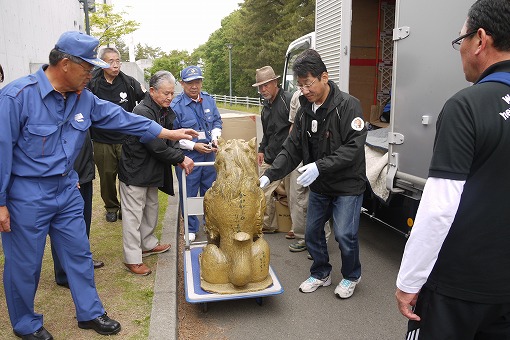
[260,49,367,299]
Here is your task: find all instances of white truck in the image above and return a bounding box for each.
[283,0,473,235]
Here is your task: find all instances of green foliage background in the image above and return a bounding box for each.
[91,1,316,97]
[190,0,315,97]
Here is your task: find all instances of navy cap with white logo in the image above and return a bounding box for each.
[181,66,204,82]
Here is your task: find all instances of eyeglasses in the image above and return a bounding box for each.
[296,77,319,91]
[451,31,476,51]
[76,62,95,74]
[107,60,122,66]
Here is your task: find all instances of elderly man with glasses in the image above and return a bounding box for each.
[253,66,293,234]
[396,0,510,338]
[88,47,146,224]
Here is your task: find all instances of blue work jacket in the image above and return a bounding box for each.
[171,91,222,144]
[0,66,163,206]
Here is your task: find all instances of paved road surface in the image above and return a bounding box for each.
[149,108,410,339]
[191,215,408,340]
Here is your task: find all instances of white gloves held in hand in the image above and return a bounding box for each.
[297,162,319,187]
[259,175,270,188]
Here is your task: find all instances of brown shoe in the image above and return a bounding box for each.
[142,243,171,257]
[285,231,295,239]
[124,263,152,276]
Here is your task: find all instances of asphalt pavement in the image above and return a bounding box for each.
[148,108,409,339]
[148,187,409,339]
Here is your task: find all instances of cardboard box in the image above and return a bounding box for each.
[370,105,389,128]
[220,113,257,141]
[275,200,292,232]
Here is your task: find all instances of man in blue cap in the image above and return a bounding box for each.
[0,31,197,339]
[171,66,222,242]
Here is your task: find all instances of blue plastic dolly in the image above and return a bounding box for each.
[180,162,284,312]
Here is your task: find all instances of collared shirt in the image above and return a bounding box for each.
[0,66,162,206]
[171,91,222,151]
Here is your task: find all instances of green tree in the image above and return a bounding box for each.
[147,0,315,97]
[114,39,129,61]
[197,0,315,97]
[135,43,164,60]
[146,50,199,81]
[89,3,140,47]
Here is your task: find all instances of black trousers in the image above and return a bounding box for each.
[406,286,510,340]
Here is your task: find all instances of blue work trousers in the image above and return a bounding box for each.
[52,180,93,286]
[305,191,363,281]
[1,173,104,335]
[176,150,216,233]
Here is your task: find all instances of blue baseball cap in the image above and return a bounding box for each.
[180,66,204,82]
[55,31,110,69]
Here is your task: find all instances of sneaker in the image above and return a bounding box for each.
[299,275,331,293]
[289,239,307,252]
[334,278,361,299]
[184,232,196,242]
[142,244,171,257]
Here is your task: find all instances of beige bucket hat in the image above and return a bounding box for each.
[252,66,281,87]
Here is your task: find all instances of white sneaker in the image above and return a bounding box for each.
[334,278,360,299]
[299,275,331,293]
[184,233,196,242]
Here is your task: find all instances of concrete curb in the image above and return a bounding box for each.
[148,191,179,340]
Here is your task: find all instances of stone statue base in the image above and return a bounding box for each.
[199,252,273,294]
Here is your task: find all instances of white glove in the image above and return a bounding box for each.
[297,162,319,187]
[259,175,270,188]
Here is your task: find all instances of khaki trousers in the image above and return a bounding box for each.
[120,182,159,264]
[259,162,281,231]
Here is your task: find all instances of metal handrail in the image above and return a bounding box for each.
[181,161,215,249]
[212,94,262,110]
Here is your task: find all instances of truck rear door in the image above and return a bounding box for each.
[388,0,472,196]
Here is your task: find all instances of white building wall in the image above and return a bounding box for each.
[0,0,84,86]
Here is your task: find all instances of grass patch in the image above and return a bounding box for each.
[216,102,262,114]
[0,178,170,339]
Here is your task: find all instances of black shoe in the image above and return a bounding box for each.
[105,212,117,222]
[56,282,69,289]
[78,312,121,335]
[93,259,105,269]
[14,326,53,340]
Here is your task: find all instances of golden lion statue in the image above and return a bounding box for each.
[200,138,272,293]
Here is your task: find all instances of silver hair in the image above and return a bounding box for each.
[98,47,121,60]
[149,70,176,89]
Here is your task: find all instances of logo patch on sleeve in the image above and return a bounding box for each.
[351,117,364,131]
